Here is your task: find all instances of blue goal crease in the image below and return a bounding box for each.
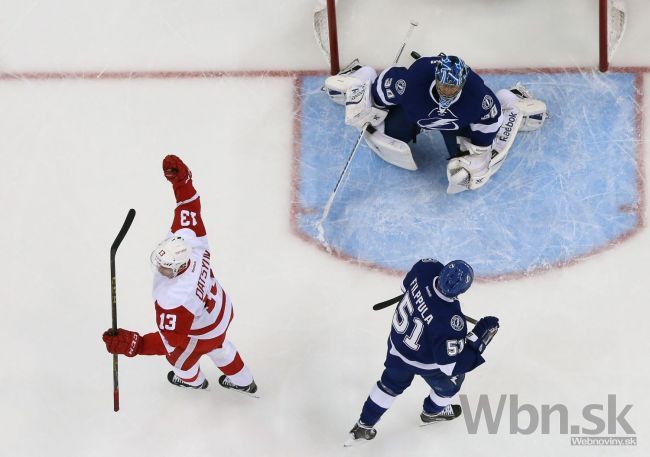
[294,72,641,277]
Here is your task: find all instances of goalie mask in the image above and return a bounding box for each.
[434,54,468,111]
[438,260,474,298]
[150,236,191,278]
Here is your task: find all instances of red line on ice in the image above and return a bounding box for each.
[3,66,645,281]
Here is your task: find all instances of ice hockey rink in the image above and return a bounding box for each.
[1,0,648,456]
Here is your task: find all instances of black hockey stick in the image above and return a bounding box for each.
[110,208,136,412]
[372,294,404,311]
[372,293,478,324]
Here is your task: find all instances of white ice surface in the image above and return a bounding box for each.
[0,1,649,456]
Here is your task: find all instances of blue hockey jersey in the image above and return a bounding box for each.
[386,259,485,377]
[371,56,503,148]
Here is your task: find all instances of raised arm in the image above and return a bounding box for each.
[162,155,206,240]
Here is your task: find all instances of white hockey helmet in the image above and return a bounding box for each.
[150,236,192,278]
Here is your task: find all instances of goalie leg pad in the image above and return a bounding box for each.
[363,125,418,171]
[324,65,378,105]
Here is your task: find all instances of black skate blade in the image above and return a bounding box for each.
[343,434,372,448]
[171,385,211,392]
[420,405,462,426]
[173,384,211,392]
[218,375,260,398]
[419,417,455,427]
[167,372,211,391]
[419,414,461,426]
[229,389,260,399]
[219,386,260,399]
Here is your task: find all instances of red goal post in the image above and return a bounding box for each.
[313,0,340,75]
[599,0,627,71]
[314,0,627,74]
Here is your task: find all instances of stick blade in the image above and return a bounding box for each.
[111,209,136,254]
[372,293,404,311]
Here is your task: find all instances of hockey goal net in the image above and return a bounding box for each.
[314,0,627,74]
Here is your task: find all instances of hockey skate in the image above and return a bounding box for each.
[166,371,209,390]
[508,82,549,131]
[420,404,462,424]
[344,421,377,447]
[218,374,259,397]
[509,81,534,99]
[337,58,362,76]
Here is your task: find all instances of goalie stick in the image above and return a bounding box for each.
[394,20,419,65]
[372,293,477,325]
[109,208,136,412]
[316,20,419,234]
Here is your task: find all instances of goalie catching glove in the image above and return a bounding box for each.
[446,106,524,194]
[446,83,548,194]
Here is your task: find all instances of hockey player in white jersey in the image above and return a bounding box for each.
[325,53,549,193]
[102,155,257,394]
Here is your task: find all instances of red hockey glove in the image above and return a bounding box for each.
[102,328,143,357]
[162,155,192,184]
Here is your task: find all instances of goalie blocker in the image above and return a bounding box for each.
[324,63,548,192]
[325,66,418,171]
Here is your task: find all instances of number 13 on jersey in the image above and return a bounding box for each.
[180,210,198,227]
[159,313,177,330]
